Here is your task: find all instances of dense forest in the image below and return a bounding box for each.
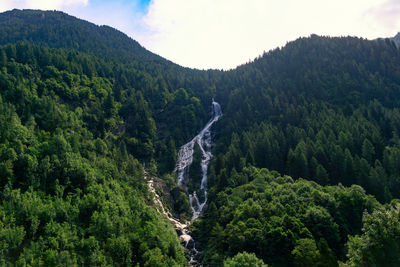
[0,42,189,266]
[0,9,400,266]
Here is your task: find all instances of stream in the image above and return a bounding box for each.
[175,100,222,265]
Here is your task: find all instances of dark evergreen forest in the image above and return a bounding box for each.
[0,9,400,266]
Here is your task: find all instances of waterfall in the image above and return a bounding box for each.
[174,100,222,265]
[175,100,222,219]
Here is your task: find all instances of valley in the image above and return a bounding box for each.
[0,9,399,266]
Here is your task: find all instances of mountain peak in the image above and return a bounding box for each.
[0,9,165,63]
[391,32,400,47]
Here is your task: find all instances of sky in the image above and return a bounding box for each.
[1,0,400,70]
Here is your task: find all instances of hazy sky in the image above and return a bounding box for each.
[1,0,400,70]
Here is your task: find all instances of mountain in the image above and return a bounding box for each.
[1,9,400,267]
[0,40,189,267]
[392,32,400,47]
[197,35,400,265]
[0,9,220,162]
[0,9,164,63]
[212,35,400,201]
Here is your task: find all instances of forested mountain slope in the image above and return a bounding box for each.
[193,166,396,266]
[198,35,400,265]
[1,9,400,267]
[210,35,400,202]
[0,9,220,158]
[0,43,187,265]
[0,9,162,63]
[0,9,219,99]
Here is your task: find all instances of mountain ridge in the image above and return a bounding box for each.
[392,32,400,47]
[0,9,172,65]
[1,9,400,267]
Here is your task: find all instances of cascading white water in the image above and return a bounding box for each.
[175,100,222,219]
[174,100,222,265]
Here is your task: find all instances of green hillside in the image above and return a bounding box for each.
[0,9,162,63]
[212,35,400,202]
[1,9,400,266]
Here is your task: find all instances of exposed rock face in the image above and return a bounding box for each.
[146,173,199,265]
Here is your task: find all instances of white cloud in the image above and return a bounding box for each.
[366,0,400,32]
[0,0,88,12]
[136,0,399,70]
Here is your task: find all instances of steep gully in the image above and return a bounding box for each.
[147,100,222,265]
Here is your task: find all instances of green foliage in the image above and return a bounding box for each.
[194,167,379,266]
[187,143,203,193]
[170,186,191,220]
[224,252,268,267]
[0,43,186,265]
[344,204,400,266]
[211,36,400,203]
[2,10,400,267]
[0,9,162,63]
[292,238,320,267]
